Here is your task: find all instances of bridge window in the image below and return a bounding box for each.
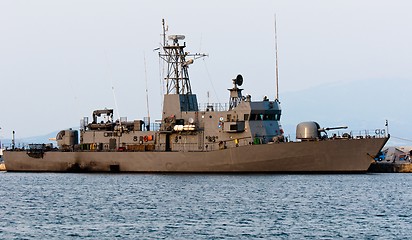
[250,113,280,121]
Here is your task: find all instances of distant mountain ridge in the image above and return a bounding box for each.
[1,130,61,149]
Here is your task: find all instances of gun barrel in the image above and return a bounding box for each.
[319,126,348,131]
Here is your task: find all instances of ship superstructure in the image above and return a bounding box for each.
[68,20,284,154]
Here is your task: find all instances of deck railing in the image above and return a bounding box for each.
[286,128,389,142]
[198,103,229,112]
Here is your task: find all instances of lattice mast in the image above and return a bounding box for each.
[159,19,206,95]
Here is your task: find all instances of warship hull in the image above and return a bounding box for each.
[4,137,388,173]
[3,20,390,173]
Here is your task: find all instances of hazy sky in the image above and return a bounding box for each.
[1,0,411,139]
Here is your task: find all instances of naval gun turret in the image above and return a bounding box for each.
[296,121,348,141]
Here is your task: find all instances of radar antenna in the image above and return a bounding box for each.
[158,19,207,95]
[228,74,244,110]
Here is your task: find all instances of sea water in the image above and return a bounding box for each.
[0,173,411,239]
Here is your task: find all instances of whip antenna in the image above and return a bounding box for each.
[105,50,122,127]
[274,14,279,101]
[144,52,151,130]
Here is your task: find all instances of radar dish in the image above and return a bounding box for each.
[168,35,185,41]
[236,74,243,86]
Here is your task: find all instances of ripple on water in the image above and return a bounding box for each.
[0,173,412,239]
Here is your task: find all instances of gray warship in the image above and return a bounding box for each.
[4,20,389,172]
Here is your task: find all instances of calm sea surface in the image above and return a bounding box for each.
[0,173,411,239]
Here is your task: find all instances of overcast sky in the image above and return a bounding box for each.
[1,0,411,140]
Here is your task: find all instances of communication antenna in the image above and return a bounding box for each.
[104,50,122,128]
[144,52,151,130]
[158,53,164,111]
[199,32,220,104]
[12,130,15,150]
[385,120,389,135]
[162,19,167,47]
[202,60,220,103]
[274,14,279,101]
[156,20,169,110]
